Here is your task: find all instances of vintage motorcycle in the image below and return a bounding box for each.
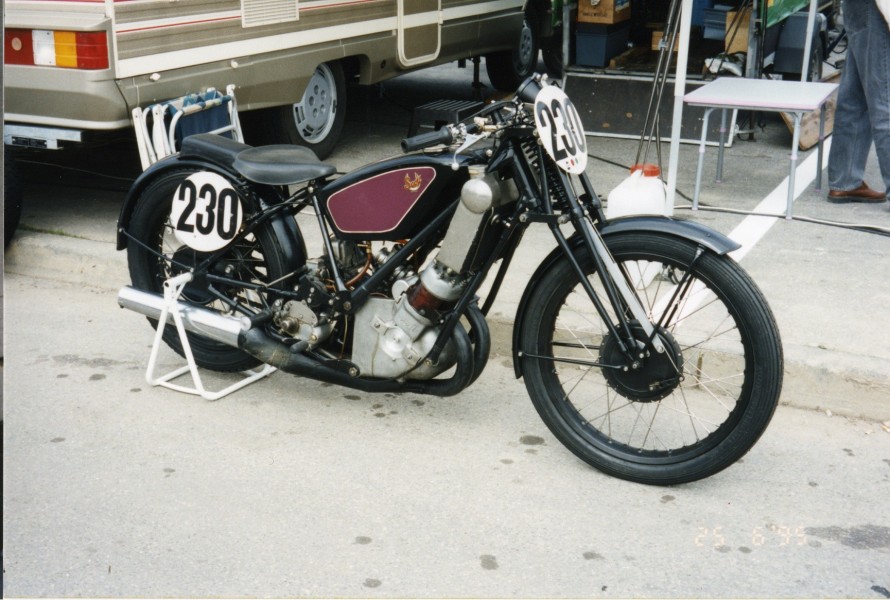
[117,74,783,485]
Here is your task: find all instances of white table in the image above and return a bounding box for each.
[684,77,838,218]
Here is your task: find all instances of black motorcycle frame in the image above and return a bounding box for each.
[117,98,739,399]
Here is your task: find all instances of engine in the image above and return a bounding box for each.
[350,165,516,380]
[274,166,515,380]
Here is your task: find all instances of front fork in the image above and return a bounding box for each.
[544,168,666,360]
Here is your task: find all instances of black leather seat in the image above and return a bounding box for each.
[233,145,337,185]
[180,133,337,185]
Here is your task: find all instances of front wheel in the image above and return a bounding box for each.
[519,232,783,485]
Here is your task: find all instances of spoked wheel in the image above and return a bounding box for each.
[520,232,783,485]
[127,169,290,372]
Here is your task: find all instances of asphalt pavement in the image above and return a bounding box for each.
[3,63,890,597]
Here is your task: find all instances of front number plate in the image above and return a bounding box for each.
[533,85,588,175]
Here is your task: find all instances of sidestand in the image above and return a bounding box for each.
[145,272,277,400]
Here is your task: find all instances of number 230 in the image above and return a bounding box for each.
[175,179,240,240]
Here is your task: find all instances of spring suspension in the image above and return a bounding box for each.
[520,137,540,171]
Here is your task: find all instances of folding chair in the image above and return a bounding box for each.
[132,84,244,170]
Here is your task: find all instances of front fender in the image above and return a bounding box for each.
[511,216,740,378]
[597,216,740,255]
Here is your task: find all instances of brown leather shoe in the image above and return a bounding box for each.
[827,182,887,203]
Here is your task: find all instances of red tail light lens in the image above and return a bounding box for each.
[4,29,35,65]
[4,28,109,69]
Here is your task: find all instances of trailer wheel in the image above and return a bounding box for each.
[264,61,347,160]
[541,26,564,77]
[485,3,540,91]
[4,151,23,247]
[807,36,824,81]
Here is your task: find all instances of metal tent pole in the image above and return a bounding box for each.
[664,0,694,216]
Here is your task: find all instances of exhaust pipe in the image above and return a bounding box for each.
[119,286,479,397]
[117,286,248,348]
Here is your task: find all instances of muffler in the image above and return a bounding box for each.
[117,285,247,348]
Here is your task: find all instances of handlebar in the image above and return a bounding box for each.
[401,126,456,153]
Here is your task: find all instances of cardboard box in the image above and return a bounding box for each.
[725,8,751,54]
[577,0,631,25]
[651,29,679,52]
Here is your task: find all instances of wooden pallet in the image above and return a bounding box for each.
[781,72,840,150]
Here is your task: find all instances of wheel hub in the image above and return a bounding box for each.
[599,321,684,402]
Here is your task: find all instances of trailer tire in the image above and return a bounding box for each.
[485,4,540,91]
[807,35,824,82]
[542,26,564,77]
[263,61,347,160]
[4,151,23,247]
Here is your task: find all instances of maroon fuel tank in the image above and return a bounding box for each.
[316,153,471,241]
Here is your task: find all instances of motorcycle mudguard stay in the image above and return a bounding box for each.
[115,154,309,270]
[511,216,741,378]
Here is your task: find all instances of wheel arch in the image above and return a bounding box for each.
[511,217,740,378]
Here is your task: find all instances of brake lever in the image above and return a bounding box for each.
[450,132,488,171]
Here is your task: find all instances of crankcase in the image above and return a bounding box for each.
[352,296,457,379]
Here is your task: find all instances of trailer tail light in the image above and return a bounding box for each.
[4,29,109,69]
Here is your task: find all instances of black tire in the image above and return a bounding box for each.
[520,232,783,485]
[262,62,346,160]
[807,35,824,82]
[127,169,291,372]
[541,27,564,78]
[4,151,23,247]
[485,4,540,92]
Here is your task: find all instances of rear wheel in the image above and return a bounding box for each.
[263,62,346,159]
[520,232,783,485]
[126,169,290,372]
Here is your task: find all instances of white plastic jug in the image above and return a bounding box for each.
[606,164,666,289]
[605,163,667,220]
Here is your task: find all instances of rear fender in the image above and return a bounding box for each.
[116,155,308,270]
[511,216,740,378]
[117,156,238,250]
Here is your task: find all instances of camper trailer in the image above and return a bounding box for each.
[3,0,542,158]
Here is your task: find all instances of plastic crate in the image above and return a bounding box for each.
[575,22,630,68]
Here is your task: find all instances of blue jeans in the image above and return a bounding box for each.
[827,0,890,198]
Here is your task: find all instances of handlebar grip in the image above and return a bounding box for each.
[401,126,455,153]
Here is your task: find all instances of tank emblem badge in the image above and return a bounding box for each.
[403,172,423,192]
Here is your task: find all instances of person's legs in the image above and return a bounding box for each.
[858,0,890,199]
[828,0,873,192]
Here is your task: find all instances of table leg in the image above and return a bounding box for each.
[716,108,727,183]
[815,103,826,192]
[786,112,803,219]
[692,107,715,211]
